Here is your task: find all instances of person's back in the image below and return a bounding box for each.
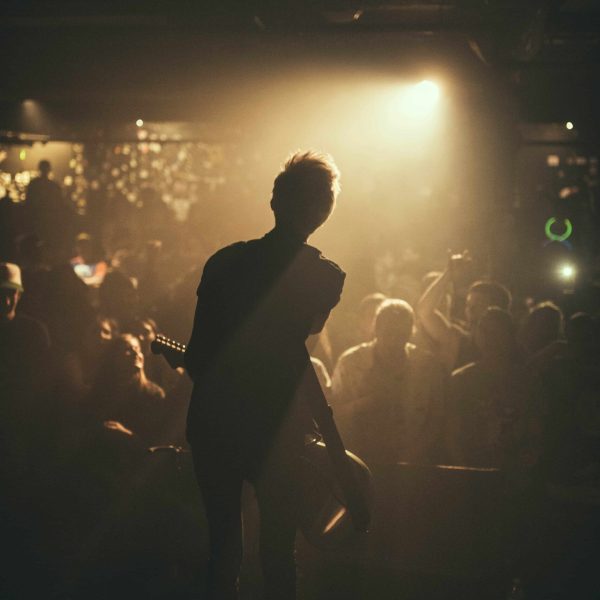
[186,232,344,462]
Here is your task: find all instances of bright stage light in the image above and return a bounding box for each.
[414,80,440,104]
[558,264,575,280]
[398,80,440,118]
[136,119,144,128]
[565,121,574,130]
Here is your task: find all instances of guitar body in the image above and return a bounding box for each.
[298,439,372,550]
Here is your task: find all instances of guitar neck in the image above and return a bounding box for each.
[151,335,186,370]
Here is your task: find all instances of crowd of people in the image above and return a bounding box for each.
[1,159,599,598]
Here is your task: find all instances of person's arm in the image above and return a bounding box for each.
[416,269,454,346]
[184,250,232,381]
[417,252,472,371]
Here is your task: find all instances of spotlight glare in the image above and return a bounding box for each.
[559,264,575,279]
[565,121,574,130]
[399,80,440,118]
[136,119,144,128]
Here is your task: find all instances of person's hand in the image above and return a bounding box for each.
[447,249,472,280]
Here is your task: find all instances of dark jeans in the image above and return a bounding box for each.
[191,441,301,600]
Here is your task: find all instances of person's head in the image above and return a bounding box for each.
[75,232,102,265]
[270,150,340,239]
[520,301,564,355]
[82,315,118,352]
[374,299,415,355]
[465,280,512,328]
[565,312,598,357]
[475,307,517,361]
[0,262,24,323]
[126,317,157,357]
[358,292,387,342]
[109,334,145,380]
[38,160,51,177]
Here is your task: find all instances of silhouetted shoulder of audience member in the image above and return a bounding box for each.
[332,298,445,465]
[520,300,564,358]
[417,250,512,372]
[89,334,171,446]
[537,312,600,489]
[447,307,539,469]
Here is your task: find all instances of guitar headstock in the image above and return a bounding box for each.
[151,334,187,370]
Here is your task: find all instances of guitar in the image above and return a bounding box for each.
[151,334,372,540]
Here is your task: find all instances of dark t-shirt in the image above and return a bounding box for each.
[185,228,345,460]
[0,313,51,397]
[0,313,52,470]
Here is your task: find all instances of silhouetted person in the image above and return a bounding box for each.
[332,299,445,465]
[519,300,564,358]
[538,312,600,486]
[184,151,344,600]
[417,251,512,371]
[446,308,538,469]
[25,160,72,262]
[0,262,51,404]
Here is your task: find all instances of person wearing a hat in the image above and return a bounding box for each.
[0,262,24,323]
[0,262,50,390]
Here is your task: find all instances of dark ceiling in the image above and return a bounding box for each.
[1,1,599,135]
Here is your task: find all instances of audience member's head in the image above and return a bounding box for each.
[374,298,415,355]
[104,334,145,382]
[82,315,118,353]
[466,280,512,328]
[125,317,157,357]
[38,160,51,177]
[271,150,340,239]
[520,300,564,355]
[99,270,139,323]
[17,234,45,267]
[74,232,104,264]
[0,262,24,323]
[475,307,518,362]
[565,312,598,357]
[358,292,387,342]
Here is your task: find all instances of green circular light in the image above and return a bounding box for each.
[545,217,573,242]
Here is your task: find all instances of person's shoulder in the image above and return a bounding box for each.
[142,379,166,400]
[338,341,374,365]
[303,244,345,279]
[202,241,248,273]
[14,313,51,346]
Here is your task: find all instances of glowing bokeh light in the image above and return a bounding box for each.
[565,121,574,130]
[136,119,144,128]
[559,264,575,279]
[19,149,26,161]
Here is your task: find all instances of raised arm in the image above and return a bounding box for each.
[417,252,473,371]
